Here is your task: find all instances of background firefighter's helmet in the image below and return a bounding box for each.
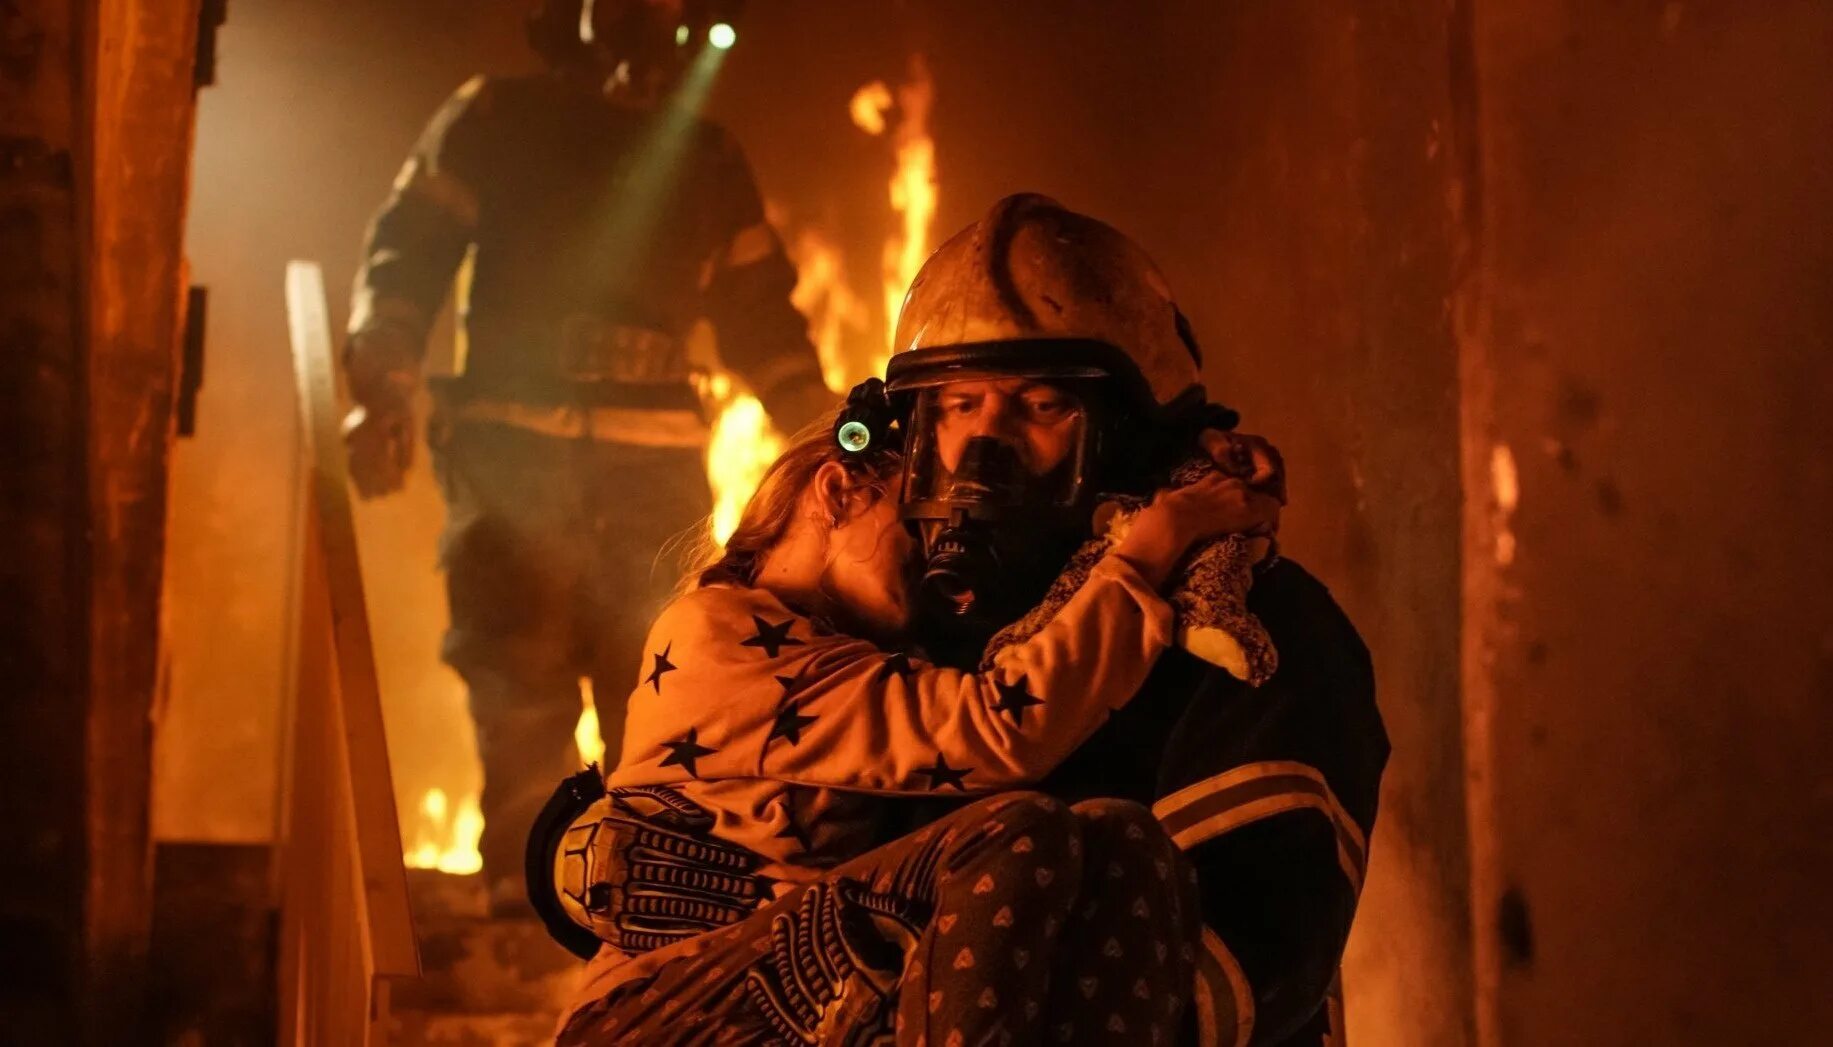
[885,192,1205,412]
[526,0,744,80]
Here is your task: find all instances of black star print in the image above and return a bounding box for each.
[767,698,818,746]
[773,799,811,851]
[992,679,1044,726]
[917,752,972,792]
[878,653,915,682]
[740,615,806,658]
[658,728,718,778]
[645,642,679,693]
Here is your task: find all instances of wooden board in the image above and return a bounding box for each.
[284,260,419,980]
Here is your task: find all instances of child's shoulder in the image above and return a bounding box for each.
[653,583,809,644]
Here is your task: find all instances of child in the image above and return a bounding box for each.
[553,417,1280,1046]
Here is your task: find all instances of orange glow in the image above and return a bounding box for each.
[701,56,937,548]
[848,80,893,136]
[701,372,786,545]
[853,56,938,365]
[576,677,606,768]
[404,787,484,875]
[786,220,874,394]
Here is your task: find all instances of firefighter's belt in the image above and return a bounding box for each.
[451,399,709,448]
[559,317,690,385]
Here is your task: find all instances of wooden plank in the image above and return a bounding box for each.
[85,9,204,1032]
[286,260,419,978]
[278,518,335,1047]
[0,2,91,1039]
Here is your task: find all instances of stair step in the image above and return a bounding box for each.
[389,870,584,1036]
[384,1008,562,1047]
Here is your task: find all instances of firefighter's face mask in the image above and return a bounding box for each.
[899,377,1097,641]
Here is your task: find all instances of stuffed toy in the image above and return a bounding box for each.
[981,458,1278,685]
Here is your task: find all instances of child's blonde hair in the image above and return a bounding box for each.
[687,407,903,590]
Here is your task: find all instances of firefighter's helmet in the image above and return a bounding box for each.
[872,194,1215,646]
[527,0,743,81]
[885,193,1205,413]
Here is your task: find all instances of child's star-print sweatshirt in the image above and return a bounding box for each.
[607,554,1174,882]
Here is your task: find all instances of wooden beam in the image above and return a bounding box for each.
[82,0,204,1040]
[0,0,92,1035]
[0,0,201,1040]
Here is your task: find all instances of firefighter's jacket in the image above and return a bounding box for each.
[1039,558,1389,1046]
[351,73,829,437]
[606,554,1174,881]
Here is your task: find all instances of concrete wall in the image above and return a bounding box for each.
[864,5,1476,1042]
[1460,2,1833,1042]
[1158,9,1475,1044]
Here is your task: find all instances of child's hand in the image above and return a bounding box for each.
[1113,474,1282,589]
[1198,429,1287,505]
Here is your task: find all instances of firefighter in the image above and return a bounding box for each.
[531,415,1274,1043]
[341,0,830,908]
[879,193,1388,1045]
[529,194,1386,1044]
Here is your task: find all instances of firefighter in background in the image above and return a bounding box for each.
[341,0,830,907]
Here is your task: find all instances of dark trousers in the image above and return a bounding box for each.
[432,419,712,888]
[559,794,1201,1046]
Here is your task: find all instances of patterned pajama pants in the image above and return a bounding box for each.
[557,793,1200,1046]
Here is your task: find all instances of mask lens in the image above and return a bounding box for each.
[900,381,1098,649]
[903,384,1090,516]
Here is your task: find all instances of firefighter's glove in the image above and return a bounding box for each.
[341,323,420,499]
[556,784,770,956]
[743,878,920,1047]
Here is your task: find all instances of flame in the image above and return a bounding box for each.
[703,377,786,545]
[576,677,606,768]
[786,221,874,394]
[404,787,484,875]
[700,56,936,550]
[848,80,893,136]
[408,680,598,877]
[851,56,937,366]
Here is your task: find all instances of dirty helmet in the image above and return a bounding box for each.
[869,193,1223,636]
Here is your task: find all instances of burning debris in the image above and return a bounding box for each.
[405,787,484,876]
